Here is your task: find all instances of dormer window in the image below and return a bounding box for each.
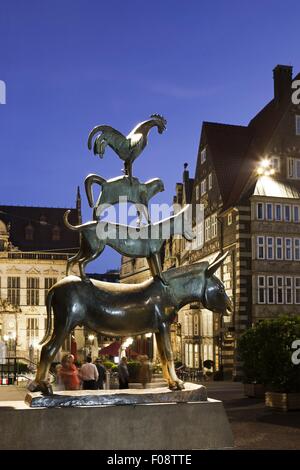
[52,225,60,241]
[270,156,280,173]
[40,215,47,225]
[25,224,34,241]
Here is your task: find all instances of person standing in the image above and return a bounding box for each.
[59,354,80,391]
[118,356,129,389]
[95,358,106,389]
[80,356,99,390]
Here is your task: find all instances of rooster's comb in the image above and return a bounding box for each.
[150,113,167,126]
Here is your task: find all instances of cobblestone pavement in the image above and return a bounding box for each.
[1,381,299,449]
[206,381,300,450]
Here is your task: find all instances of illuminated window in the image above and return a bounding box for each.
[201,179,207,195]
[7,277,20,306]
[200,148,206,164]
[27,277,39,306]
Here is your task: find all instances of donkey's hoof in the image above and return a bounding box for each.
[28,381,53,396]
[176,381,185,390]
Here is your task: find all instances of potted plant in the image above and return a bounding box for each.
[238,327,266,398]
[257,316,300,411]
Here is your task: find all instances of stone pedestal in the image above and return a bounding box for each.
[0,384,234,450]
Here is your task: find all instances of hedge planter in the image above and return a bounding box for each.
[244,383,265,398]
[265,392,300,411]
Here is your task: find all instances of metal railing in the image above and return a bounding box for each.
[0,356,54,386]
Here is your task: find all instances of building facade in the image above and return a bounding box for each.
[165,64,300,378]
[0,190,83,361]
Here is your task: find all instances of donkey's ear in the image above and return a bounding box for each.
[206,251,229,277]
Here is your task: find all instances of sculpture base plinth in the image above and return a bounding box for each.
[25,382,207,408]
[0,384,234,450]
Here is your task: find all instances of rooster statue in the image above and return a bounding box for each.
[87,114,167,179]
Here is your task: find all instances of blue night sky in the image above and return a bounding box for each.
[0,0,300,271]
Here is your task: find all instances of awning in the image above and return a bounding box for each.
[98,341,121,356]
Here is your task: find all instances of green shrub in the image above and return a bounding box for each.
[238,316,300,392]
[103,360,115,370]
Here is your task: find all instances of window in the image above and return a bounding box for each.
[25,224,34,241]
[52,225,60,241]
[26,317,39,346]
[296,115,300,136]
[294,239,300,260]
[194,344,199,368]
[266,237,274,259]
[7,277,20,306]
[276,276,284,304]
[295,277,300,304]
[205,218,211,241]
[275,204,282,221]
[285,277,293,304]
[44,277,57,304]
[267,276,275,304]
[195,184,199,201]
[284,205,291,222]
[194,315,199,336]
[294,205,300,222]
[200,148,206,164]
[266,203,273,221]
[228,212,232,225]
[257,203,264,220]
[208,173,212,190]
[200,179,207,195]
[271,156,281,172]
[27,277,39,306]
[287,157,300,179]
[257,276,265,304]
[211,214,217,238]
[194,221,204,249]
[257,236,265,259]
[276,237,283,260]
[285,238,292,260]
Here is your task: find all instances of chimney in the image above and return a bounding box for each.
[183,162,189,184]
[273,64,293,103]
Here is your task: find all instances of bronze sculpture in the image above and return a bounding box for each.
[29,253,231,395]
[29,114,232,398]
[63,205,193,281]
[84,173,164,222]
[87,114,167,180]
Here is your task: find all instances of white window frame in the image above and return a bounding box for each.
[208,172,212,190]
[204,217,211,242]
[294,238,300,260]
[276,237,283,260]
[285,238,292,260]
[275,203,282,221]
[228,212,232,225]
[201,179,207,196]
[287,157,300,179]
[293,205,300,223]
[257,236,265,259]
[271,156,281,173]
[200,148,207,164]
[266,203,273,221]
[285,276,293,304]
[267,276,275,304]
[257,202,264,220]
[257,276,266,304]
[295,277,300,304]
[211,213,217,238]
[276,276,284,304]
[266,237,274,260]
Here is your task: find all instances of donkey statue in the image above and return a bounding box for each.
[29,253,231,395]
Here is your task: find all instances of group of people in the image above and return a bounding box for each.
[55,353,152,391]
[55,354,106,391]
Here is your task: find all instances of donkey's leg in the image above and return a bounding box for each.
[30,328,70,395]
[158,322,184,390]
[155,331,174,390]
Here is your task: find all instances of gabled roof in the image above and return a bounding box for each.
[0,205,80,252]
[196,122,252,204]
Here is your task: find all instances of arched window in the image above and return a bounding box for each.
[52,225,60,241]
[25,224,34,241]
